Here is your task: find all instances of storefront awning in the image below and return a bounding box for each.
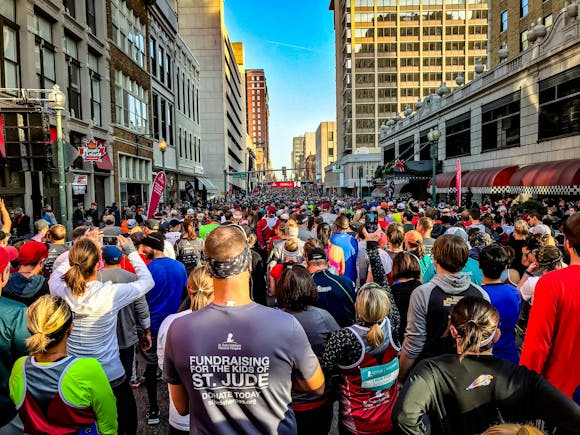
[95,154,114,171]
[510,160,580,187]
[428,172,466,189]
[198,177,218,192]
[462,166,519,188]
[393,181,410,197]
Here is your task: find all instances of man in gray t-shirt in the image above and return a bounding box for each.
[163,225,324,434]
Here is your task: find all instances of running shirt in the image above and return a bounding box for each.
[9,356,117,434]
[312,269,357,327]
[163,302,322,435]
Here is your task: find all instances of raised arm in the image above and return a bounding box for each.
[0,198,11,233]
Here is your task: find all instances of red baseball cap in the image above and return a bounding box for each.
[18,241,49,265]
[0,246,18,272]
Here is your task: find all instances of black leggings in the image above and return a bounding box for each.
[145,362,159,413]
[111,376,137,435]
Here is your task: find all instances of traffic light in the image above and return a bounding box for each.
[282,166,287,178]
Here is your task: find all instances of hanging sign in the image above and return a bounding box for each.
[79,137,107,162]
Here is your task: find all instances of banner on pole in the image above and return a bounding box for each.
[148,172,167,218]
[184,181,196,201]
[456,159,462,208]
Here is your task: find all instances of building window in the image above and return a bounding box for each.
[115,70,148,132]
[160,99,166,141]
[520,0,528,18]
[149,38,156,76]
[178,128,182,157]
[0,11,20,88]
[482,91,521,151]
[544,14,553,31]
[520,31,528,51]
[165,53,171,89]
[445,112,471,158]
[538,66,580,141]
[63,0,76,17]
[176,68,181,110]
[88,52,101,125]
[500,10,508,32]
[152,93,159,138]
[34,15,55,89]
[65,35,82,119]
[167,103,174,146]
[158,46,164,81]
[111,0,145,68]
[85,0,96,35]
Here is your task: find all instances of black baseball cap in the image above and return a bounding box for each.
[307,248,327,262]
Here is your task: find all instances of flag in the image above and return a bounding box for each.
[456,159,462,207]
[0,115,5,158]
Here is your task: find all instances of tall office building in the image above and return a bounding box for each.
[330,0,489,158]
[316,122,337,182]
[490,0,565,67]
[303,132,316,179]
[177,0,247,193]
[246,69,271,174]
[292,136,305,180]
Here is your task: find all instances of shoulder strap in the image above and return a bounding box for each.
[323,271,355,304]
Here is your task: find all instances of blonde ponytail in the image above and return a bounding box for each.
[356,284,391,349]
[26,295,72,355]
[188,266,214,312]
[62,239,100,297]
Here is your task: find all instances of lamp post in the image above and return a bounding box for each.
[158,139,167,205]
[358,165,363,200]
[427,128,441,207]
[49,85,67,227]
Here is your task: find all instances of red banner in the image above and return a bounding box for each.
[271,181,299,188]
[456,159,462,208]
[148,172,167,218]
[0,115,5,158]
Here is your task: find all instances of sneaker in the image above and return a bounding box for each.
[146,410,160,425]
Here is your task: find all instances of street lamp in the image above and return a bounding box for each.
[49,85,67,228]
[427,128,441,207]
[358,165,363,200]
[158,139,167,205]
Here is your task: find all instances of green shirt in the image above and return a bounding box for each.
[199,222,220,240]
[10,356,118,434]
[0,297,29,427]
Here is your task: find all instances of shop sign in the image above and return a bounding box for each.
[79,138,107,162]
[73,175,88,185]
[271,181,300,188]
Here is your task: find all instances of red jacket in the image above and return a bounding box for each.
[520,265,580,398]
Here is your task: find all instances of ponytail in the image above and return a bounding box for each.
[188,266,214,312]
[356,283,391,349]
[26,295,72,355]
[451,297,499,361]
[62,239,100,297]
[366,324,385,349]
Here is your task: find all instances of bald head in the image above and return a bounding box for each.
[205,225,247,261]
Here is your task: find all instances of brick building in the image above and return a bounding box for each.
[490,0,566,67]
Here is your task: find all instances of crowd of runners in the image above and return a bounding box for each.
[0,191,579,435]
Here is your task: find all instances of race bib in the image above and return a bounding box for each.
[78,422,98,434]
[360,358,399,391]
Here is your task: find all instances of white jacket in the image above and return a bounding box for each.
[49,251,155,382]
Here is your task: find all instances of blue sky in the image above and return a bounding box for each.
[224,0,336,173]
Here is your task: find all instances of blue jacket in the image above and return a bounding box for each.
[312,269,356,327]
[331,232,358,283]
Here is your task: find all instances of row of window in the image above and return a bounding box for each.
[114,70,148,133]
[111,0,146,68]
[389,67,578,158]
[352,38,486,54]
[178,128,201,163]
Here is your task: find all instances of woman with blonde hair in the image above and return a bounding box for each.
[268,219,305,270]
[393,297,580,434]
[322,283,400,434]
[48,233,154,433]
[9,295,117,434]
[157,266,214,434]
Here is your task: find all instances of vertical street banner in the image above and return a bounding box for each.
[148,172,167,218]
[456,159,462,207]
[0,115,5,158]
[185,181,196,201]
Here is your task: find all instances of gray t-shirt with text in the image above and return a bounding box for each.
[163,302,320,435]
